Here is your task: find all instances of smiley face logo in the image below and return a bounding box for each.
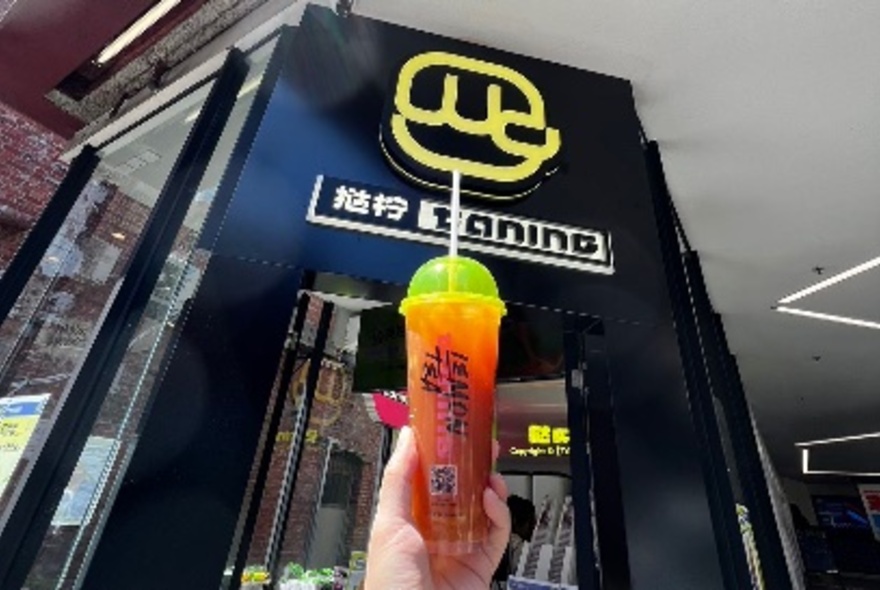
[380,51,562,200]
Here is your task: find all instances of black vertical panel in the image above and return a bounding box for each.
[682,253,759,587]
[0,145,98,323]
[644,141,746,590]
[197,27,296,251]
[713,313,794,590]
[579,322,632,590]
[0,51,248,590]
[83,258,303,589]
[563,323,600,590]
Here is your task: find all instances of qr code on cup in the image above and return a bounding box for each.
[430,465,457,496]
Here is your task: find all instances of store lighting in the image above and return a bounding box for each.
[796,430,880,448]
[800,447,880,478]
[96,0,183,65]
[774,254,880,330]
[237,75,264,98]
[182,75,263,125]
[779,256,880,304]
[775,306,880,331]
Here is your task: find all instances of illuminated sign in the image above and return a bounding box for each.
[308,176,613,275]
[381,51,562,200]
[509,423,571,458]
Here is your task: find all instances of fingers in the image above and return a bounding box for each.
[375,426,418,521]
[483,473,511,561]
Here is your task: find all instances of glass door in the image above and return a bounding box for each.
[224,290,393,590]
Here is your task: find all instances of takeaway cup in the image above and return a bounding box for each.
[400,255,506,554]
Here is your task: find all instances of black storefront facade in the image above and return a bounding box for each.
[0,6,792,590]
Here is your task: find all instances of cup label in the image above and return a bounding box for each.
[420,335,470,443]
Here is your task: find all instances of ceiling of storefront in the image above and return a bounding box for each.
[2,0,878,479]
[0,0,157,134]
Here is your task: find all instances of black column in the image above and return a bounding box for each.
[712,310,794,590]
[563,322,601,590]
[575,318,632,590]
[644,141,751,590]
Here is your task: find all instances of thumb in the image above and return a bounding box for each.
[376,426,418,521]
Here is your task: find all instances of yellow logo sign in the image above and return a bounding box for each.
[382,51,561,200]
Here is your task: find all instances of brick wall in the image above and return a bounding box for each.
[0,102,69,275]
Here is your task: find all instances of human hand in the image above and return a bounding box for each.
[364,426,511,590]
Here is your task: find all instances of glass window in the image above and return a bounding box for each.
[496,305,583,588]
[0,82,215,529]
[226,294,390,590]
[0,39,280,590]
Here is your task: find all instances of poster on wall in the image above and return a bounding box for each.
[858,484,880,542]
[0,394,50,497]
[52,436,116,526]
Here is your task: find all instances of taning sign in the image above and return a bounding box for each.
[382,51,561,199]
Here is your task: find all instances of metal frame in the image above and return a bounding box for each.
[644,140,752,590]
[0,146,98,324]
[0,49,248,590]
[228,290,312,587]
[578,318,633,590]
[563,321,601,590]
[264,301,335,580]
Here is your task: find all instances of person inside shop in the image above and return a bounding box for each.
[364,426,512,590]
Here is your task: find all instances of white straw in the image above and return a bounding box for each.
[450,170,461,258]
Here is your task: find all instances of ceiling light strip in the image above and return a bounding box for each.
[775,306,880,330]
[801,449,880,478]
[779,256,880,304]
[796,431,880,448]
[97,0,184,65]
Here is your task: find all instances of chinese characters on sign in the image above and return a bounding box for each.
[509,423,571,458]
[333,185,408,221]
[309,176,614,275]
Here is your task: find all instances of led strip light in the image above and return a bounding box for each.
[775,255,880,330]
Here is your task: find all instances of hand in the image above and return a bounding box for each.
[364,426,511,590]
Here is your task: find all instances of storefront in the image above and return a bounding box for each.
[0,6,790,590]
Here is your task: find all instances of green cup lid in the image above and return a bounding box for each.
[407,255,500,299]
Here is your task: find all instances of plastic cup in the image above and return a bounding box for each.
[400,255,506,554]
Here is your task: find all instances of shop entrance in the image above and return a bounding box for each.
[218,272,629,590]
